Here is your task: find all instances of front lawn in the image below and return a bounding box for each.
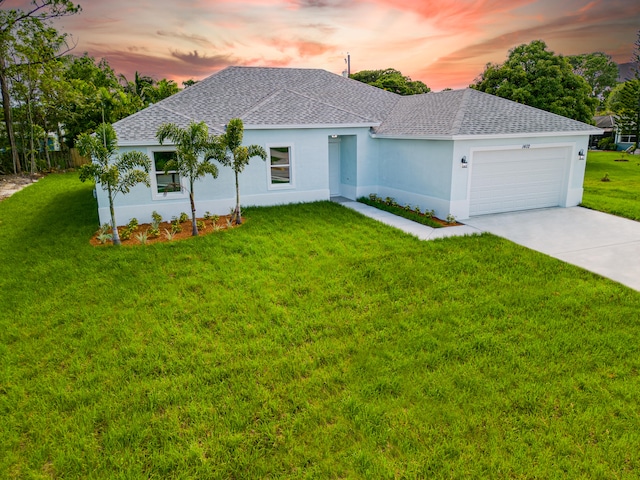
[1,173,640,478]
[582,150,640,220]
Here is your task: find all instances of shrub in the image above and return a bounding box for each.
[135,231,148,245]
[179,212,189,223]
[598,137,616,151]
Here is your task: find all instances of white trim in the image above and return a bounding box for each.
[370,130,602,141]
[119,139,163,147]
[266,143,295,190]
[147,146,188,201]
[245,123,379,130]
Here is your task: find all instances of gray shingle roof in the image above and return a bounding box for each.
[113,66,600,142]
[113,66,398,142]
[373,88,601,137]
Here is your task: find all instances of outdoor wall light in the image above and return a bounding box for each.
[461,156,467,164]
[578,149,585,160]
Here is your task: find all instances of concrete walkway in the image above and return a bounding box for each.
[335,199,640,291]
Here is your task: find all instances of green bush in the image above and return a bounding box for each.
[598,137,616,151]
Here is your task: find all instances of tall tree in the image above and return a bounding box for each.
[77,123,150,246]
[350,68,430,95]
[62,54,138,147]
[212,118,266,225]
[145,78,179,104]
[0,0,80,173]
[567,52,618,107]
[119,70,153,103]
[472,40,598,124]
[608,80,640,148]
[156,121,220,236]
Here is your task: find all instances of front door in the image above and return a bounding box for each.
[329,138,341,196]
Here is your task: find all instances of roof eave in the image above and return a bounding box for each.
[371,129,603,141]
[244,122,380,130]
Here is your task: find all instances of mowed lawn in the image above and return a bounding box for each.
[1,173,640,479]
[582,150,640,220]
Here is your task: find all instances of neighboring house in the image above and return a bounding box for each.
[590,115,616,148]
[590,115,637,151]
[615,129,637,151]
[103,66,601,224]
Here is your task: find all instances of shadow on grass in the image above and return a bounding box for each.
[0,173,98,252]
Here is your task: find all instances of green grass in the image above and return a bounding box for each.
[2,173,640,478]
[582,150,640,220]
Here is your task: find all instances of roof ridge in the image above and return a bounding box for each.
[154,104,198,122]
[286,87,380,122]
[237,90,283,119]
[450,88,471,135]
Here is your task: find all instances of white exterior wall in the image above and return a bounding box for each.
[94,128,591,226]
[95,127,372,225]
[375,138,455,219]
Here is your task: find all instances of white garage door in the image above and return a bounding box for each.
[469,147,570,216]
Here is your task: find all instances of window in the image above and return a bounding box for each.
[619,134,637,143]
[269,146,291,186]
[153,151,181,194]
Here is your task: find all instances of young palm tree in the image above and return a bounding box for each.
[156,121,220,236]
[214,118,266,225]
[77,123,150,246]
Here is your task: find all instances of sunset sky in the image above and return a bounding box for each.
[6,0,640,91]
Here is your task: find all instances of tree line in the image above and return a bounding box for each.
[0,0,196,175]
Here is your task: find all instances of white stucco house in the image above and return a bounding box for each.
[100,66,601,225]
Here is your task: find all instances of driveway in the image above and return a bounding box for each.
[464,207,640,292]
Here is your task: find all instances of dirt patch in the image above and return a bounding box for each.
[0,174,43,201]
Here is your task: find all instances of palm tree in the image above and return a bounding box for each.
[214,118,266,224]
[118,71,154,105]
[77,123,151,246]
[156,121,219,236]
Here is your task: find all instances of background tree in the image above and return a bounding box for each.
[62,54,138,147]
[145,78,179,104]
[350,68,430,95]
[77,123,150,246]
[156,121,219,236]
[212,118,266,225]
[0,0,80,173]
[119,70,153,105]
[472,40,598,124]
[182,79,199,88]
[567,52,618,108]
[607,80,640,148]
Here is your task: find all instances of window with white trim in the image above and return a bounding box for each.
[619,134,637,143]
[153,151,181,195]
[268,146,292,186]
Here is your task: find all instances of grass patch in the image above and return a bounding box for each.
[357,195,445,227]
[582,150,640,220]
[1,173,640,478]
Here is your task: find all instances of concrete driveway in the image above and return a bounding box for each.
[464,207,640,292]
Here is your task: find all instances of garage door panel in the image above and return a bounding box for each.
[470,147,569,216]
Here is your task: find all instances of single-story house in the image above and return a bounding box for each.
[102,66,601,224]
[589,115,616,148]
[590,115,637,151]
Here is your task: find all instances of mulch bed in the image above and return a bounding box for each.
[90,215,239,246]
